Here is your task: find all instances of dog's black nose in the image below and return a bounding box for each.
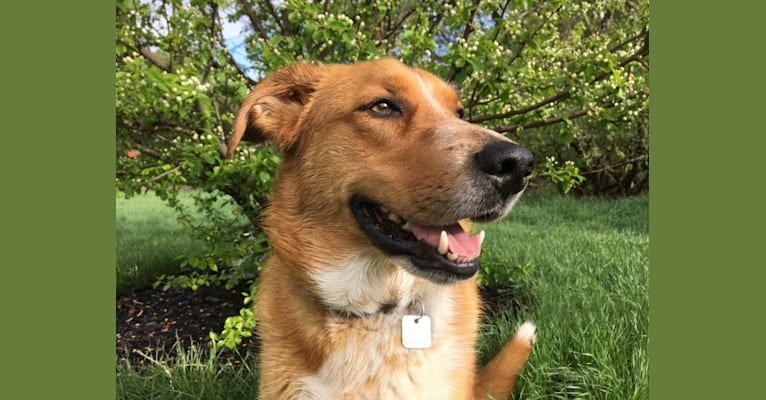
[475,141,534,196]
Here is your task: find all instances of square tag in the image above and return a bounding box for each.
[401,315,432,349]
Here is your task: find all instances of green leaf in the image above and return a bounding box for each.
[560,129,575,144]
[612,70,623,86]
[258,171,270,183]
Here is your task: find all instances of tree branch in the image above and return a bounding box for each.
[147,166,181,183]
[470,30,648,124]
[493,104,598,133]
[490,0,513,43]
[447,5,479,82]
[472,90,572,124]
[237,0,269,40]
[609,26,647,53]
[139,46,173,73]
[213,8,257,87]
[152,124,199,136]
[259,0,286,34]
[507,4,562,67]
[383,7,416,41]
[465,3,561,112]
[425,2,449,37]
[136,145,163,159]
[580,155,648,175]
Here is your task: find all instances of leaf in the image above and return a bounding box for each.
[328,19,347,31]
[560,129,575,144]
[612,70,623,86]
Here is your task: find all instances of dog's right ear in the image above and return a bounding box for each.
[226,63,325,157]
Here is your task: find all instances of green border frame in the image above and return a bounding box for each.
[3,1,764,399]
[2,2,115,399]
[651,2,764,399]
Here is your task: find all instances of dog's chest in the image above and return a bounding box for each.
[295,256,476,398]
[297,310,466,399]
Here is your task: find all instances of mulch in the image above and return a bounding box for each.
[116,278,519,368]
[116,280,258,368]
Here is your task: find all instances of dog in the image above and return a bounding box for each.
[226,58,536,399]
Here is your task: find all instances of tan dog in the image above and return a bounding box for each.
[227,58,536,400]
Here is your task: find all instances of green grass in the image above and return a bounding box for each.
[478,194,649,399]
[117,343,260,400]
[116,191,201,295]
[116,193,648,399]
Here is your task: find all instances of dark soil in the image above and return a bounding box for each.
[116,279,520,368]
[116,281,259,367]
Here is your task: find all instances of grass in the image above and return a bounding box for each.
[116,193,648,399]
[116,191,202,295]
[117,343,260,400]
[478,194,648,399]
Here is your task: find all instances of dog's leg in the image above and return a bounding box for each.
[473,321,536,400]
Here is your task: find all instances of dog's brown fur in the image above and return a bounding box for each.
[227,58,535,399]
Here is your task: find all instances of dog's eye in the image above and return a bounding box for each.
[368,99,402,118]
[457,107,465,119]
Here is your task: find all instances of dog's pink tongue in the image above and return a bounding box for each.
[410,223,481,259]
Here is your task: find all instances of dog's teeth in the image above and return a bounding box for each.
[402,222,412,231]
[479,230,485,245]
[447,252,458,261]
[380,206,389,213]
[388,213,402,224]
[438,231,449,255]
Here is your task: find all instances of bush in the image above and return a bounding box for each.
[115,0,649,347]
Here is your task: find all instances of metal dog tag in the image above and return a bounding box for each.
[402,315,432,349]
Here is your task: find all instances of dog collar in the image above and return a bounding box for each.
[327,301,400,320]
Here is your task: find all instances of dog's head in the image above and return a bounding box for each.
[228,59,533,284]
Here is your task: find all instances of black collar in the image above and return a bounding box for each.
[327,301,401,320]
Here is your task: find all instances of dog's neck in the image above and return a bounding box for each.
[305,250,445,319]
[264,183,448,320]
[323,299,400,320]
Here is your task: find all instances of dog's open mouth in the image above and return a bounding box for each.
[350,196,484,281]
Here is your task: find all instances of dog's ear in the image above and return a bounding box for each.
[226,63,325,157]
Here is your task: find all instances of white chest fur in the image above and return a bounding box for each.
[297,306,464,399]
[302,255,469,399]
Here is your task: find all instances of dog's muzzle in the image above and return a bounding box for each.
[350,140,534,283]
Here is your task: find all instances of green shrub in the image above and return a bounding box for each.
[116,0,648,349]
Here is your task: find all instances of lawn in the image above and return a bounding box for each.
[116,191,202,295]
[477,195,648,399]
[116,192,648,399]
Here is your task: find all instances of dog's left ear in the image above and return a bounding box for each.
[226,63,326,157]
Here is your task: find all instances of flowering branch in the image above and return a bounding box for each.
[469,29,648,124]
[580,155,648,176]
[493,102,610,133]
[138,46,173,73]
